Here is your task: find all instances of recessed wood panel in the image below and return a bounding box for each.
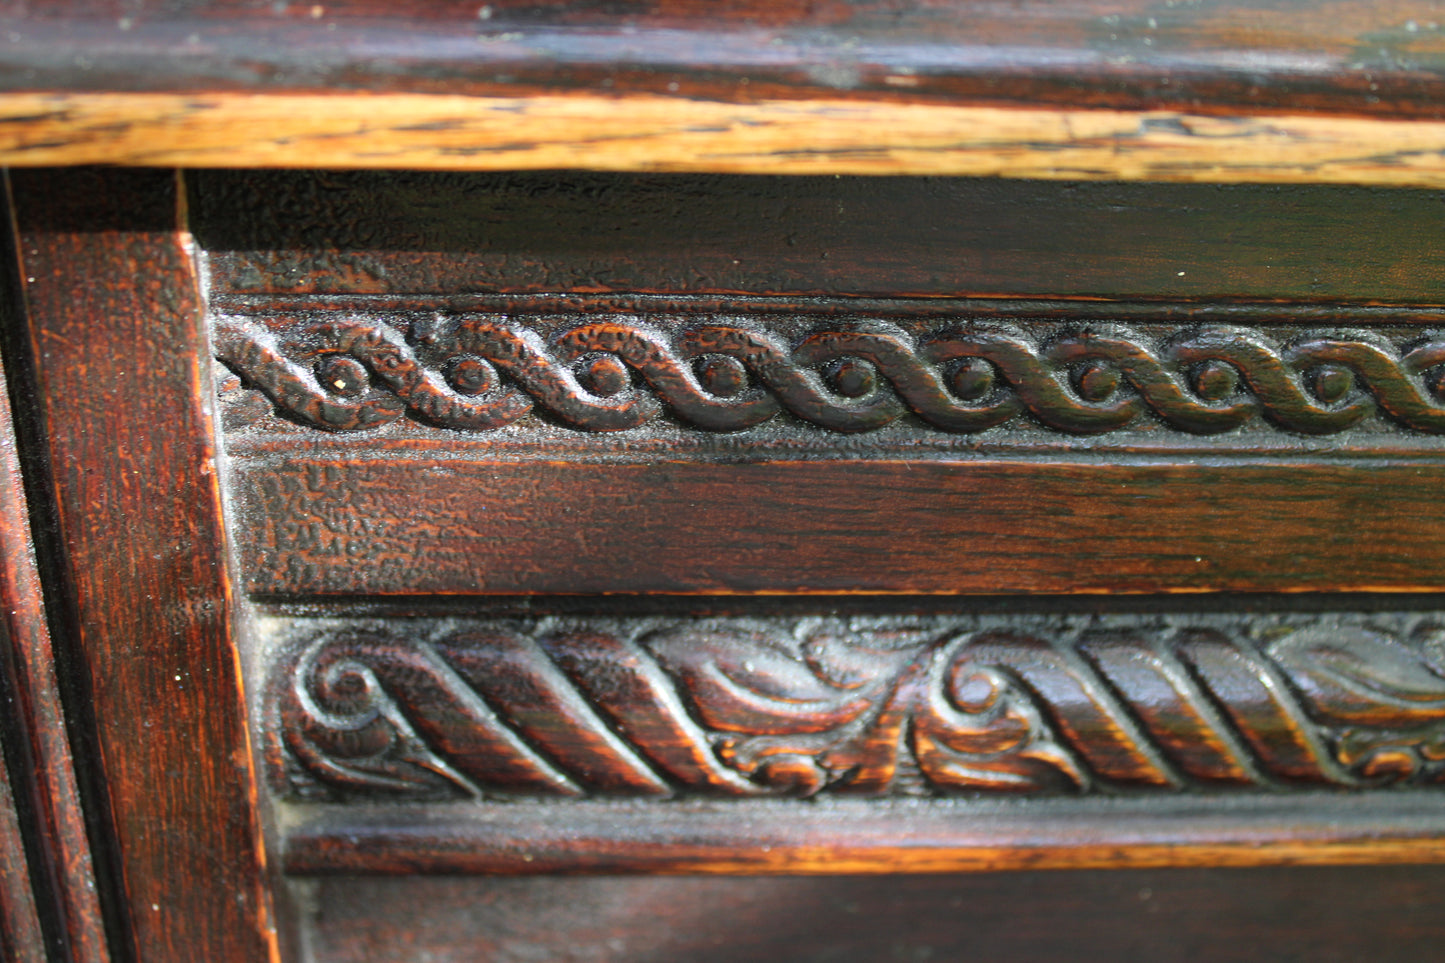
[232,455,1445,596]
[301,867,1445,963]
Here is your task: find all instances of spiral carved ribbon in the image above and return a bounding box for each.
[273,618,1445,800]
[217,315,1445,435]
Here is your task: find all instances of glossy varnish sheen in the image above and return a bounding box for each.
[233,456,1445,596]
[8,168,274,963]
[0,330,108,961]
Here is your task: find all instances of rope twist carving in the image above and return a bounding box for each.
[218,316,1445,436]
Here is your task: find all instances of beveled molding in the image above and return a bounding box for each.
[269,611,1445,874]
[216,311,1445,443]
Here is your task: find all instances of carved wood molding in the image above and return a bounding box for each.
[268,614,1445,801]
[218,315,1445,438]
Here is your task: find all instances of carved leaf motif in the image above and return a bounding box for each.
[1268,625,1445,782]
[643,626,877,735]
[270,616,1445,801]
[646,624,1085,795]
[1268,626,1445,722]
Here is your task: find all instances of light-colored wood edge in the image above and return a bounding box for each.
[1,91,1445,184]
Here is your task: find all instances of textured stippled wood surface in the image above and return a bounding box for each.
[8,168,274,963]
[198,172,1445,596]
[229,456,1445,596]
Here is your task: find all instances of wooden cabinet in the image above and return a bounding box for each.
[8,4,1445,961]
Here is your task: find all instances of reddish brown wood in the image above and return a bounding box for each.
[233,455,1445,596]
[0,337,109,962]
[266,612,1445,801]
[214,313,1445,439]
[7,168,275,963]
[269,611,1445,877]
[0,738,44,963]
[301,867,1445,963]
[265,610,1445,798]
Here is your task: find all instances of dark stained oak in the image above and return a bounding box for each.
[7,168,275,963]
[190,166,1445,952]
[212,313,1445,439]
[301,867,1445,963]
[233,455,1445,596]
[193,170,1445,304]
[265,612,1445,802]
[0,335,109,963]
[0,729,44,963]
[14,0,1445,956]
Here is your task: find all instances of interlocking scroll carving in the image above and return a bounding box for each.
[217,315,1445,436]
[269,615,1445,801]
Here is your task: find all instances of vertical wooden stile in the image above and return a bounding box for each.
[6,168,274,963]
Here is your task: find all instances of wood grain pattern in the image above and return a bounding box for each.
[7,168,275,963]
[0,730,44,963]
[283,794,1445,875]
[268,613,1445,800]
[8,1,1445,122]
[0,332,109,962]
[232,455,1445,596]
[12,92,1445,183]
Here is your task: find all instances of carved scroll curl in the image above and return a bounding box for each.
[268,616,1445,801]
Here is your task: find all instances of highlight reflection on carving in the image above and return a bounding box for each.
[217,315,1445,436]
[269,615,1445,801]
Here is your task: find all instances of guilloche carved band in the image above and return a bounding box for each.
[270,615,1445,801]
[217,315,1445,436]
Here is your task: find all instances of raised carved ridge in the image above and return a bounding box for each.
[216,315,1445,437]
[268,615,1445,801]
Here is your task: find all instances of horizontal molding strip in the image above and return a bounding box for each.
[210,295,1445,327]
[216,314,1445,439]
[268,613,1445,802]
[282,795,1445,875]
[232,456,1445,595]
[10,93,1445,184]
